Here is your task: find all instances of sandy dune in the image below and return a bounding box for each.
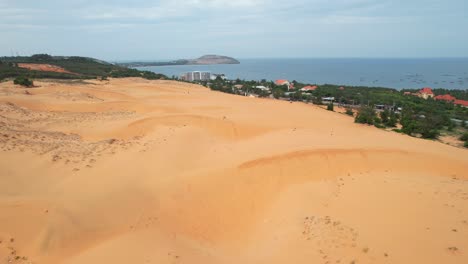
[0,78,467,264]
[17,64,77,75]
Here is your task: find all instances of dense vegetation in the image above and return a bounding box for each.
[196,77,468,144]
[355,106,377,125]
[0,54,167,80]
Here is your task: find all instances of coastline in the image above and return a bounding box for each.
[136,57,468,90]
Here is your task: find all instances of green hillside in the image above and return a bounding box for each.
[0,54,166,80]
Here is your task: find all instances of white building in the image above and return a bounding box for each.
[255,85,270,91]
[210,73,226,81]
[181,71,211,81]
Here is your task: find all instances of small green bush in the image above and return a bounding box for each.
[460,133,468,141]
[14,76,34,87]
[312,96,322,105]
[420,129,440,139]
[345,108,353,116]
[327,103,334,111]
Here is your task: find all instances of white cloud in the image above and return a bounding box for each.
[83,0,265,21]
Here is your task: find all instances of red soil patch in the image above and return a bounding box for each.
[18,63,78,75]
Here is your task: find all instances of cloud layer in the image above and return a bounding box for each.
[1,0,467,60]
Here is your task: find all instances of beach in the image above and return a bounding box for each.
[0,78,467,264]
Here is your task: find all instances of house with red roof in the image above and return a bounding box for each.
[434,94,456,102]
[434,94,468,108]
[300,85,318,92]
[275,79,293,90]
[454,99,468,108]
[418,87,434,99]
[275,79,289,86]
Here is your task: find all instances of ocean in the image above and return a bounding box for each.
[135,58,468,90]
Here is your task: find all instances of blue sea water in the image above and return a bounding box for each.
[136,58,468,90]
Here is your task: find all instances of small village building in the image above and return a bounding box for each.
[417,87,435,99]
[255,85,270,91]
[454,99,468,108]
[375,104,386,110]
[275,79,293,90]
[434,94,468,108]
[300,85,318,92]
[434,94,456,102]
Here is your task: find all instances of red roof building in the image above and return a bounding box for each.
[420,87,434,95]
[275,79,289,86]
[418,87,434,99]
[275,79,293,90]
[455,99,468,107]
[300,85,318,91]
[434,94,456,102]
[434,94,468,107]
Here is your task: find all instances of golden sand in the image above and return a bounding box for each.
[0,78,467,264]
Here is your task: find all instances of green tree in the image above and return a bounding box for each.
[417,112,442,139]
[31,54,53,61]
[273,88,284,99]
[400,107,417,135]
[312,96,322,105]
[447,120,455,132]
[380,109,390,124]
[290,91,302,101]
[387,111,398,127]
[355,106,376,125]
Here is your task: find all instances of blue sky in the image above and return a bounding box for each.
[1,0,467,60]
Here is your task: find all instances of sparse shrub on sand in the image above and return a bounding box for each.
[327,103,334,111]
[374,123,386,129]
[345,108,354,116]
[312,96,322,105]
[13,76,34,87]
[460,132,468,141]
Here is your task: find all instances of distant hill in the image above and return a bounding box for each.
[118,55,240,67]
[188,55,240,65]
[0,54,167,80]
